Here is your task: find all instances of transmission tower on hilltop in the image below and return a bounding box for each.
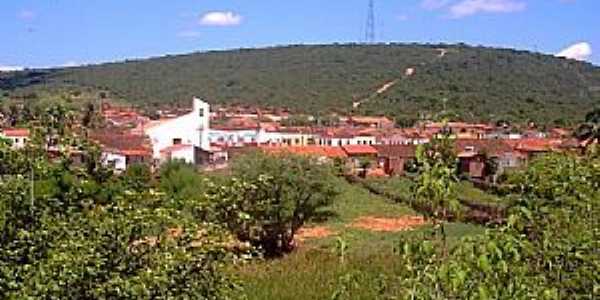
[365,0,375,43]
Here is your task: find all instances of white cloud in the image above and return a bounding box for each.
[422,0,452,10]
[448,0,526,18]
[0,65,24,72]
[556,42,592,61]
[199,11,243,27]
[17,10,36,21]
[177,30,201,39]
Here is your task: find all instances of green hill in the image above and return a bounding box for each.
[2,43,600,124]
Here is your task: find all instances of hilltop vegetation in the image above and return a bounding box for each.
[2,43,600,124]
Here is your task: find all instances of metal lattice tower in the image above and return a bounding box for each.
[365,0,375,43]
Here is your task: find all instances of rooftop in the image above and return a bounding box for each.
[1,128,30,137]
[342,145,378,156]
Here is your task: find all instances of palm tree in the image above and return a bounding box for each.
[575,109,600,147]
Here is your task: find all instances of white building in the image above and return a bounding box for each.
[144,98,211,165]
[209,128,259,147]
[258,128,316,146]
[0,128,30,149]
[317,132,377,147]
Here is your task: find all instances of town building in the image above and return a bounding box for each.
[143,98,211,165]
[374,145,417,176]
[317,128,377,147]
[0,128,30,149]
[89,131,152,172]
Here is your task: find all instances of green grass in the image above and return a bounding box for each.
[456,181,504,205]
[237,179,485,300]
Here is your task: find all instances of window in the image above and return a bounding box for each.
[199,108,205,118]
[173,138,182,145]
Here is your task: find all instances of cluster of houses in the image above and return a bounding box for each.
[0,97,586,180]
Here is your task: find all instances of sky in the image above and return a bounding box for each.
[1,0,598,70]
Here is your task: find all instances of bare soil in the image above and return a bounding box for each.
[295,226,336,242]
[349,216,426,232]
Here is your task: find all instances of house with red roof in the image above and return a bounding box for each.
[0,128,30,149]
[342,145,380,177]
[373,145,417,176]
[507,138,568,160]
[89,131,152,171]
[347,116,394,129]
[454,139,519,179]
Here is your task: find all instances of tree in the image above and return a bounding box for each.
[575,108,600,147]
[0,140,243,299]
[413,124,461,251]
[208,152,339,256]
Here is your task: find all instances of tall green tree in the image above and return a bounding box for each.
[413,124,461,250]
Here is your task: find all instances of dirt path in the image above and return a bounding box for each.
[295,226,337,242]
[349,216,426,232]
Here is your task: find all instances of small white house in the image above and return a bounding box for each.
[144,98,211,164]
[0,128,30,149]
[318,133,377,147]
[102,152,128,171]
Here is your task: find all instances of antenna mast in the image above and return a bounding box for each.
[365,0,375,43]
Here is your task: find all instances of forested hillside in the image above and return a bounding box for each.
[2,43,600,124]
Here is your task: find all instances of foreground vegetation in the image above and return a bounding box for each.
[3,43,600,124]
[1,108,598,298]
[238,179,483,299]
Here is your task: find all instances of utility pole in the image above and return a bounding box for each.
[365,0,375,43]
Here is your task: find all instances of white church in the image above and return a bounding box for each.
[144,97,227,166]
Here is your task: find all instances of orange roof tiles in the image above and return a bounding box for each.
[159,144,194,154]
[120,149,152,156]
[514,139,563,152]
[261,146,347,158]
[342,145,378,156]
[454,139,514,157]
[2,128,30,137]
[89,131,151,156]
[373,145,417,158]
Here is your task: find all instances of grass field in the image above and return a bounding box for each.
[237,178,485,299]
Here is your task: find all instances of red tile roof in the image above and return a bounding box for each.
[261,146,347,158]
[159,144,194,154]
[513,138,563,152]
[89,131,151,156]
[2,128,30,137]
[120,149,152,156]
[373,145,417,158]
[342,145,378,156]
[454,139,514,157]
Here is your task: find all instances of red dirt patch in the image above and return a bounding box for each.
[295,226,336,242]
[349,216,426,232]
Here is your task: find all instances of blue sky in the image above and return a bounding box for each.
[1,0,598,70]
